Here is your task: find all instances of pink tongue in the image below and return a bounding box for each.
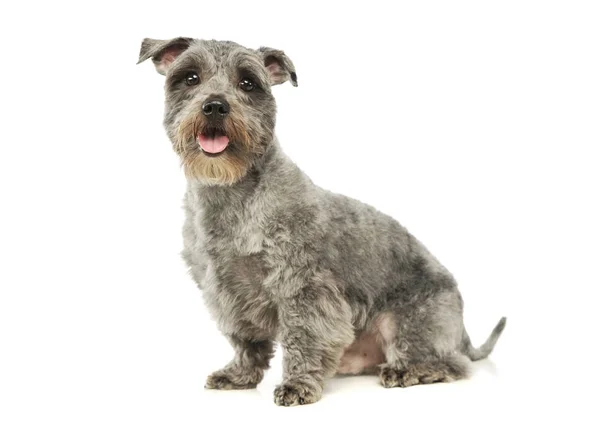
[197,134,230,153]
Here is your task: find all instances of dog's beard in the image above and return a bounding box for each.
[175,111,261,185]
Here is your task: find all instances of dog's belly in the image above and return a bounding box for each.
[337,312,396,374]
[337,331,385,374]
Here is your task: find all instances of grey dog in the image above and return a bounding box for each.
[138,37,506,406]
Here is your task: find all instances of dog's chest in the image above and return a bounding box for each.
[186,190,278,338]
[205,203,267,257]
[204,233,278,339]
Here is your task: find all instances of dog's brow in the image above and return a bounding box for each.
[171,49,213,75]
[230,53,270,88]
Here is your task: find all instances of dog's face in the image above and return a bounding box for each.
[138,38,297,185]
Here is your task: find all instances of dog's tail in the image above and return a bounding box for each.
[462,317,506,361]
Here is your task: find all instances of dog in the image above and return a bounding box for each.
[137,37,506,406]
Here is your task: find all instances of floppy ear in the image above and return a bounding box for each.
[257,47,298,87]
[137,37,194,75]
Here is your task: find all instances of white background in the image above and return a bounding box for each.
[1,1,599,425]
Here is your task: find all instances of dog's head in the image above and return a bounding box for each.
[138,38,297,186]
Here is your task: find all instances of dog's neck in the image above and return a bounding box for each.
[187,138,302,210]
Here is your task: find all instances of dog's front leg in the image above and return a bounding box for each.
[205,336,274,390]
[273,279,354,406]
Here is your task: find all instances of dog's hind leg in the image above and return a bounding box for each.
[379,354,471,388]
[373,287,475,389]
[375,291,505,389]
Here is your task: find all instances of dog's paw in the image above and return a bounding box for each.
[273,381,321,406]
[379,365,401,388]
[205,371,258,390]
[379,365,422,388]
[379,362,460,388]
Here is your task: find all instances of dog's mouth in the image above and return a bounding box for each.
[197,127,229,157]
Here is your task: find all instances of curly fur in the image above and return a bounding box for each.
[138,37,506,406]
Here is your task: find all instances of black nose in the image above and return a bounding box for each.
[202,99,230,118]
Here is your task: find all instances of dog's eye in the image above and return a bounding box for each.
[239,78,256,92]
[185,72,200,86]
